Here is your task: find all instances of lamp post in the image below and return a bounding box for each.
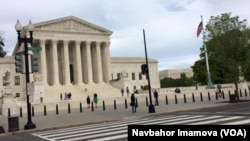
[15,20,36,129]
[143,29,155,113]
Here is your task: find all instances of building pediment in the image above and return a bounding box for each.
[33,16,112,35]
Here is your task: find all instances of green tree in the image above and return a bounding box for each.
[241,29,250,80]
[160,73,195,88]
[0,35,6,57]
[192,13,249,101]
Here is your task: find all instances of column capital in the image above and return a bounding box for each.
[63,40,69,42]
[39,39,46,44]
[106,41,111,46]
[52,40,58,44]
[74,40,81,46]
[85,40,91,45]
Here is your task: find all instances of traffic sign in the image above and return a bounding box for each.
[27,83,34,96]
[29,46,42,53]
[15,51,25,56]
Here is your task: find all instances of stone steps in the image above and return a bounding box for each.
[42,83,121,103]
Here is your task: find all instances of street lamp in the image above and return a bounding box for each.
[143,29,155,113]
[15,19,36,129]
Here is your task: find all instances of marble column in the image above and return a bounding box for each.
[40,39,47,85]
[105,42,111,82]
[63,40,71,85]
[52,40,59,85]
[96,41,103,83]
[75,40,83,85]
[86,41,93,84]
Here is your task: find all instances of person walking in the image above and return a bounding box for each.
[93,93,98,108]
[126,87,130,96]
[60,93,63,101]
[64,92,67,100]
[130,93,136,113]
[86,95,91,108]
[153,90,159,106]
[121,88,124,97]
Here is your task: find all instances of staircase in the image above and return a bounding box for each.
[43,83,121,103]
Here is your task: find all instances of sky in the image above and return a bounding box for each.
[0,0,249,71]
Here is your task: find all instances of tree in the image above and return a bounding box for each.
[0,35,6,57]
[160,73,195,88]
[241,29,250,80]
[192,13,249,101]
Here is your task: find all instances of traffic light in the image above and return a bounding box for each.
[31,55,39,73]
[15,55,23,73]
[141,64,148,75]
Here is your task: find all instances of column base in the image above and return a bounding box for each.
[53,83,61,86]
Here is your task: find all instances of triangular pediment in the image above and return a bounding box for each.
[33,16,112,34]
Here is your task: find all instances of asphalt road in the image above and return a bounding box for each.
[175,100,250,116]
[1,101,249,141]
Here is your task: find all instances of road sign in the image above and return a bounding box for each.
[27,83,34,96]
[15,51,25,56]
[29,46,42,53]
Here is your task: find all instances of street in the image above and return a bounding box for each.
[0,100,249,141]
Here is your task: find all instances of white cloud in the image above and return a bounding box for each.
[0,0,249,70]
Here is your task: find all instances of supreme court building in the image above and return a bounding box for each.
[0,16,160,103]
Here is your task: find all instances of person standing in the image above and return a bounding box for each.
[86,95,91,108]
[39,92,44,104]
[153,90,159,106]
[126,87,130,96]
[130,93,136,113]
[60,93,63,101]
[121,88,124,97]
[93,93,98,108]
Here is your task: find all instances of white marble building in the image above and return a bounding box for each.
[0,16,160,103]
[159,68,193,80]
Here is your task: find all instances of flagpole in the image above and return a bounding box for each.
[201,15,213,89]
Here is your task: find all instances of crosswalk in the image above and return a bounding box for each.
[32,114,250,141]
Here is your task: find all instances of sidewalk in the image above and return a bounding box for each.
[0,89,249,136]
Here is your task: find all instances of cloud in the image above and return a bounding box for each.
[0,0,249,70]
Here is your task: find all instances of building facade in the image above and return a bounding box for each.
[159,68,193,80]
[0,16,160,102]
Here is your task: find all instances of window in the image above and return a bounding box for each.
[117,73,120,79]
[15,93,20,97]
[2,76,6,86]
[15,76,20,86]
[139,73,142,80]
[132,73,135,80]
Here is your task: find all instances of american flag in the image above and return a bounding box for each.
[196,21,203,37]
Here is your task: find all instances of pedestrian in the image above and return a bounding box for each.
[93,93,98,108]
[217,85,222,97]
[60,93,63,101]
[68,92,72,100]
[121,88,124,97]
[64,92,67,100]
[153,90,159,106]
[195,84,198,90]
[39,92,44,103]
[130,93,136,113]
[126,87,130,96]
[86,95,91,108]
